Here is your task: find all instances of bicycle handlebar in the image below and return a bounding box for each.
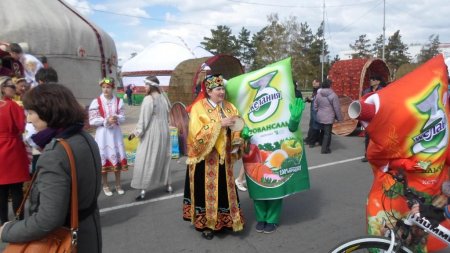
[387,170,426,207]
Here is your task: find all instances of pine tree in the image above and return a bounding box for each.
[307,21,329,81]
[384,30,411,70]
[349,34,372,58]
[417,34,440,64]
[236,27,253,70]
[372,34,384,59]
[200,25,238,55]
[291,21,314,87]
[252,14,288,69]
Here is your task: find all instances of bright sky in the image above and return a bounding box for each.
[65,0,450,65]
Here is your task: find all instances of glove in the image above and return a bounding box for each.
[288,98,305,132]
[241,126,252,140]
[420,204,445,228]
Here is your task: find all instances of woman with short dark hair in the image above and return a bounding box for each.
[0,83,103,253]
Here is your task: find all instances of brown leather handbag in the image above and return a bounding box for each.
[4,139,79,253]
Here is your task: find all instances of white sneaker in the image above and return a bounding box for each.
[235,178,247,191]
[115,185,125,195]
[103,186,113,196]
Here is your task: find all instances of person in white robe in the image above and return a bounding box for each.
[129,75,172,201]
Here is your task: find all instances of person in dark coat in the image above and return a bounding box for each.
[0,84,102,253]
[125,85,133,106]
[293,80,303,99]
[314,79,343,154]
[361,75,383,162]
[304,79,321,147]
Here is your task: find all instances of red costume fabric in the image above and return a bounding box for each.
[363,55,450,252]
[0,98,30,184]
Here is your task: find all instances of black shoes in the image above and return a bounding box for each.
[264,223,278,234]
[202,229,214,240]
[256,221,266,233]
[135,190,146,201]
[361,157,368,162]
[321,149,331,154]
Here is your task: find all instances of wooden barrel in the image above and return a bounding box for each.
[168,54,244,108]
[328,58,390,135]
[169,102,189,155]
[332,96,359,136]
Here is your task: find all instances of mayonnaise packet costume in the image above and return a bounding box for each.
[349,54,450,252]
[226,58,310,226]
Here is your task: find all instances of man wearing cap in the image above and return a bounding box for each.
[361,75,384,162]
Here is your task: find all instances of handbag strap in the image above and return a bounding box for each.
[58,138,79,230]
[15,138,79,230]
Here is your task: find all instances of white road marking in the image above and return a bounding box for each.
[99,156,364,214]
[100,193,184,214]
[308,156,364,170]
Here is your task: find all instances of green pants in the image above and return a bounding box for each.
[253,199,283,224]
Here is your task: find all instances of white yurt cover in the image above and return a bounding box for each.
[121,36,212,88]
[0,0,118,105]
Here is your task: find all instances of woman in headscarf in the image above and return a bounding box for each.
[129,75,172,200]
[182,74,245,240]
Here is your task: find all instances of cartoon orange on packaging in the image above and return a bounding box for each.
[349,54,450,252]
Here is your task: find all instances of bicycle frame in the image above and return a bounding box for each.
[404,212,450,245]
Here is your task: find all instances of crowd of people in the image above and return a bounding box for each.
[0,42,103,252]
[302,78,343,154]
[0,40,449,252]
[0,41,177,251]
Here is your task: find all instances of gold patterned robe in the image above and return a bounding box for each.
[183,98,244,231]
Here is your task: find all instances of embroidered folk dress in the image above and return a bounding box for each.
[131,93,171,190]
[183,98,245,232]
[89,94,128,173]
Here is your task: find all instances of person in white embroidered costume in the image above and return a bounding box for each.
[129,75,172,201]
[89,77,128,196]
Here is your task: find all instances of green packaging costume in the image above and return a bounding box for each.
[226,58,310,223]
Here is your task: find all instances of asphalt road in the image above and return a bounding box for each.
[98,102,375,253]
[2,102,449,252]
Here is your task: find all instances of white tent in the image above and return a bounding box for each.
[0,0,118,105]
[121,36,212,89]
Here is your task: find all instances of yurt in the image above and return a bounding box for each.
[121,36,213,91]
[0,0,118,105]
[328,58,390,135]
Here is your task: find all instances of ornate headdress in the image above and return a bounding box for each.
[99,77,115,88]
[204,74,224,90]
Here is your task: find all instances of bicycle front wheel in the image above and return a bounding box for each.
[329,236,413,253]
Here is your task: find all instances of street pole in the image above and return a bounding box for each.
[321,0,325,82]
[382,0,386,60]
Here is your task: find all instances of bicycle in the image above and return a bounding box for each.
[329,170,450,253]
